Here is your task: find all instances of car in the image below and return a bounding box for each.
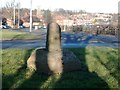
[42,26,47,29]
[19,25,25,29]
[1,25,10,29]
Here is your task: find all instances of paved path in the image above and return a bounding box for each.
[1,30,119,49]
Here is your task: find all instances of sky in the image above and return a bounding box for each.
[0,0,120,13]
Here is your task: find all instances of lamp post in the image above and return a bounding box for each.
[30,0,32,32]
[18,1,20,28]
[13,0,16,29]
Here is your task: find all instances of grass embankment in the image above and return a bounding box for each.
[2,47,119,89]
[0,29,41,40]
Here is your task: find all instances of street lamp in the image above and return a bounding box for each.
[30,0,32,32]
[18,1,20,28]
[13,0,16,28]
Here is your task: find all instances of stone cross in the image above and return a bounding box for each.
[46,22,62,52]
[27,22,81,74]
[46,22,63,74]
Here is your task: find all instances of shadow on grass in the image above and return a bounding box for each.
[51,48,110,88]
[2,34,111,89]
[11,35,22,40]
[12,48,109,89]
[2,35,22,49]
[92,49,119,88]
[2,49,34,89]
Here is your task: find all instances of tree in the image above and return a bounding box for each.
[43,9,52,24]
[1,1,21,28]
[19,19,23,26]
[2,18,7,25]
[1,2,14,19]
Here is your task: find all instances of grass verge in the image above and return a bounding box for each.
[2,46,119,89]
[0,29,41,40]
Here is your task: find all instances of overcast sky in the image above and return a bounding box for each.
[1,0,120,13]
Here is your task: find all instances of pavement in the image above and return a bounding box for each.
[1,29,119,49]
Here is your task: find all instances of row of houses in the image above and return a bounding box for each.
[54,13,114,26]
[1,11,116,29]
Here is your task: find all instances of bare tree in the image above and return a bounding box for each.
[43,9,52,24]
[1,2,14,19]
[1,1,20,19]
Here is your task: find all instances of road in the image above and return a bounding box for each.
[1,29,119,49]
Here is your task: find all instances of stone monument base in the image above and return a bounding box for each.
[27,48,81,74]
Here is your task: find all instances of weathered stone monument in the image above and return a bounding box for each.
[27,22,81,74]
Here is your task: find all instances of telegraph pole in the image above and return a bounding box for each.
[13,0,16,29]
[18,1,20,28]
[30,0,32,32]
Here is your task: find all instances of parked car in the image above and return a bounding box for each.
[1,25,10,29]
[19,25,25,29]
[42,26,47,29]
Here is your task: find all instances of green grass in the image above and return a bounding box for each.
[0,29,41,40]
[2,47,119,89]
